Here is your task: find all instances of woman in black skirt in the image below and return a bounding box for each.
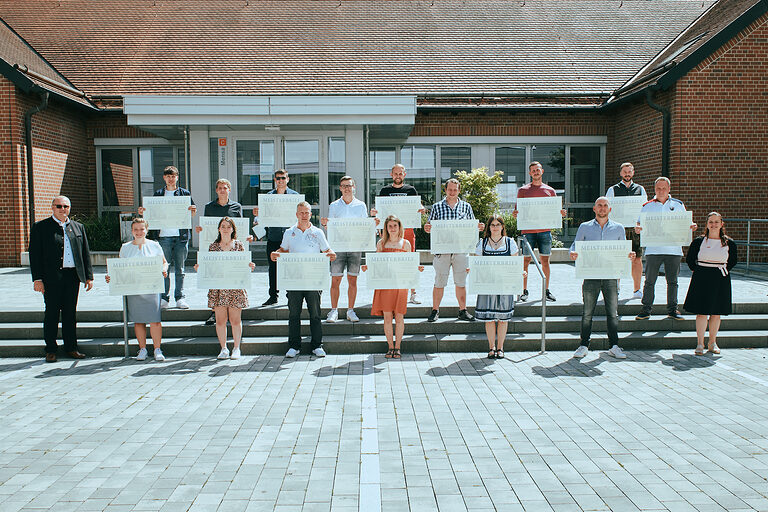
[684,212,738,355]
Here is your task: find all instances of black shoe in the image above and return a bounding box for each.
[427,309,439,322]
[204,312,216,326]
[262,297,278,306]
[545,289,556,302]
[667,311,684,321]
[457,309,475,322]
[635,312,651,320]
[518,289,529,302]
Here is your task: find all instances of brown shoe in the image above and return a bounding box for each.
[45,353,57,363]
[66,351,86,359]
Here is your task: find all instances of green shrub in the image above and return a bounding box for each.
[73,212,121,251]
[453,167,503,222]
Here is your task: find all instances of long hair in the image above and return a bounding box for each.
[482,214,507,239]
[214,216,237,244]
[704,211,730,247]
[381,215,404,247]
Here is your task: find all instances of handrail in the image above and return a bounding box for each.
[518,236,547,353]
[723,218,768,273]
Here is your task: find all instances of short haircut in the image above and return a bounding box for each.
[595,196,610,206]
[51,195,70,206]
[340,175,355,185]
[163,166,179,176]
[391,164,406,172]
[620,162,634,171]
[275,168,288,177]
[654,176,671,186]
[529,161,543,170]
[296,201,311,211]
[446,178,461,189]
[215,178,232,190]
[131,217,149,229]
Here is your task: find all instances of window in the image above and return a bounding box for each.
[532,145,566,195]
[440,146,471,181]
[570,146,601,203]
[139,147,186,199]
[327,137,346,203]
[494,146,526,207]
[284,140,320,205]
[236,140,275,206]
[100,148,135,210]
[368,146,397,201]
[401,145,436,206]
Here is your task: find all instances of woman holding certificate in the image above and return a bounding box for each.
[684,212,738,355]
[365,215,424,358]
[473,215,520,359]
[105,218,168,362]
[195,217,256,360]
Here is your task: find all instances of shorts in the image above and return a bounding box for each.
[330,252,362,276]
[522,232,552,257]
[626,228,643,258]
[433,253,468,288]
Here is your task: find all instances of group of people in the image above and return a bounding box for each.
[29,162,737,363]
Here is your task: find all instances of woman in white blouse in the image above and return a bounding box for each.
[683,212,738,355]
[106,218,168,361]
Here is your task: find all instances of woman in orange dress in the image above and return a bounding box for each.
[365,215,424,358]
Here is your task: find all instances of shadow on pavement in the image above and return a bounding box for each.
[658,352,719,371]
[208,356,291,376]
[35,358,130,378]
[131,357,219,376]
[0,359,44,373]
[531,355,606,378]
[426,357,495,377]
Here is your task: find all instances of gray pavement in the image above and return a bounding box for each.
[2,350,768,511]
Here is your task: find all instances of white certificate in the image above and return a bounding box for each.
[608,196,644,228]
[640,210,693,247]
[516,196,563,231]
[327,218,377,252]
[430,219,479,254]
[375,196,422,229]
[574,240,632,280]
[467,256,524,296]
[107,255,164,296]
[258,194,306,227]
[365,252,420,290]
[142,196,192,230]
[277,253,331,291]
[196,251,252,290]
[198,216,251,252]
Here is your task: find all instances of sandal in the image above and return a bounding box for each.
[495,349,505,359]
[695,346,705,356]
[488,350,496,359]
[393,349,401,359]
[385,349,394,358]
[708,345,721,354]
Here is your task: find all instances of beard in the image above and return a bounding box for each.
[392,177,403,185]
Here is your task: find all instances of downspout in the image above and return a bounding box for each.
[184,126,190,187]
[24,91,49,226]
[645,89,670,178]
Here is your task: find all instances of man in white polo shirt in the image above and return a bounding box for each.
[271,202,336,357]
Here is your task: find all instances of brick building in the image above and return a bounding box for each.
[0,0,766,265]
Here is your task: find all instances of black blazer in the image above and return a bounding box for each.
[29,216,94,284]
[148,186,194,241]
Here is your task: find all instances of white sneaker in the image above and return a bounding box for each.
[573,345,589,359]
[312,347,326,357]
[409,292,421,304]
[175,298,189,309]
[347,309,359,323]
[608,345,627,359]
[631,290,643,300]
[136,348,148,361]
[217,347,230,360]
[231,347,241,359]
[326,309,338,323]
[160,299,170,309]
[285,347,300,358]
[154,348,165,362]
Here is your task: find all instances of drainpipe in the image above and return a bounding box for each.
[183,126,190,187]
[24,91,49,226]
[645,89,670,178]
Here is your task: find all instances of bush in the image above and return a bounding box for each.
[72,212,121,251]
[453,167,503,222]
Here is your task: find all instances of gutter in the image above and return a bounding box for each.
[24,91,49,226]
[645,90,670,178]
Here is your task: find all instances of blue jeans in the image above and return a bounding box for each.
[158,236,188,301]
[522,232,552,257]
[580,279,619,347]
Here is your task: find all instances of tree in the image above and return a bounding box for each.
[453,167,503,223]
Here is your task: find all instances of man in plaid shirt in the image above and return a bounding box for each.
[424,178,484,322]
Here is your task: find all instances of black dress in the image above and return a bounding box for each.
[683,237,738,315]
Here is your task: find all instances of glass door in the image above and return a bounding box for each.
[233,139,276,228]
[492,146,527,209]
[566,146,603,237]
[283,139,325,224]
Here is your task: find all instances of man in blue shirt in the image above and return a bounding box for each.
[569,197,636,360]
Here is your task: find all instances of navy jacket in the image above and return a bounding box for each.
[149,187,195,241]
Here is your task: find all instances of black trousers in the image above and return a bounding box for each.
[287,290,323,350]
[266,240,281,299]
[43,268,81,353]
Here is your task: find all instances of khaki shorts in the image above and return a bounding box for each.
[433,253,468,288]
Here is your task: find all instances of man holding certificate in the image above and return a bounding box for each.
[320,176,371,324]
[569,197,636,360]
[423,178,484,323]
[513,161,567,302]
[634,177,697,321]
[606,162,647,299]
[271,202,336,358]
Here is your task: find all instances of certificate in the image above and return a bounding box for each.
[608,196,644,228]
[277,253,331,291]
[196,251,252,290]
[640,210,693,247]
[375,196,422,229]
[107,255,164,296]
[516,196,563,231]
[141,196,192,230]
[327,218,377,252]
[365,252,420,290]
[430,219,479,254]
[198,216,251,252]
[258,194,305,227]
[574,240,632,279]
[467,256,524,296]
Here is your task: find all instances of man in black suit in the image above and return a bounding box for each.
[29,196,94,362]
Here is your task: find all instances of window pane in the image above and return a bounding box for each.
[532,145,565,195]
[236,140,275,206]
[570,146,601,204]
[440,146,471,181]
[401,145,436,206]
[100,148,134,209]
[209,138,219,196]
[368,147,397,202]
[494,146,526,207]
[328,137,346,203]
[284,140,319,206]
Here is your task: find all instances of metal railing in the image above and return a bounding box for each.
[723,218,768,273]
[518,236,547,353]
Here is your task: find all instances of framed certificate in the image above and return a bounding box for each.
[327,218,377,252]
[196,251,252,290]
[516,196,563,231]
[467,256,524,296]
[198,216,251,252]
[365,252,420,290]
[430,219,478,254]
[375,196,422,229]
[574,240,632,279]
[277,253,331,291]
[107,256,165,296]
[640,210,693,247]
[258,194,305,227]
[142,196,192,230]
[608,196,644,228]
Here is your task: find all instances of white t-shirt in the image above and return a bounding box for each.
[280,224,331,253]
[328,197,368,219]
[158,188,181,238]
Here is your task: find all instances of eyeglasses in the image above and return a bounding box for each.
[275,176,287,181]
[54,204,70,209]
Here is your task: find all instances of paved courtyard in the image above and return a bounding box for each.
[1,349,768,511]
